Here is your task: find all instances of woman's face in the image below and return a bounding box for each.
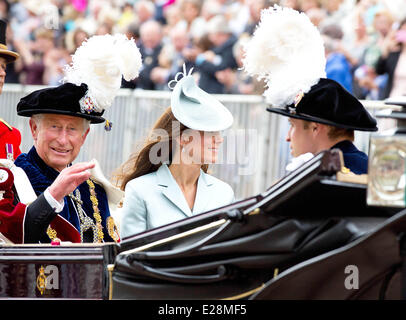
[180,130,224,165]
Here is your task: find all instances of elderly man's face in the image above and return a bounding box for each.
[29,114,90,171]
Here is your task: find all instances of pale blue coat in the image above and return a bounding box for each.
[120,164,235,238]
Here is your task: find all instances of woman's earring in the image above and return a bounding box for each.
[182,146,186,153]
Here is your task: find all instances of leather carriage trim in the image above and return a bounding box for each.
[221,283,266,300]
[119,219,227,256]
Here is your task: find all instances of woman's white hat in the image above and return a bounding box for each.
[169,65,234,131]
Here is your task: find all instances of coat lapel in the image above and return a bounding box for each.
[156,164,192,217]
[192,171,214,215]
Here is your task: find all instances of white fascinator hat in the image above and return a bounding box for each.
[169,65,234,132]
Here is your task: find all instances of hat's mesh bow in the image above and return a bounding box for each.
[168,64,194,90]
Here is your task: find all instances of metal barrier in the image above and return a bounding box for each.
[0,84,388,200]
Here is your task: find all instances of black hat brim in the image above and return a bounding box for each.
[16,83,106,124]
[17,108,105,124]
[267,107,378,132]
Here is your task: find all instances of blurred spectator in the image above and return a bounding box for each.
[193,15,238,93]
[125,21,140,43]
[215,34,265,94]
[306,7,326,27]
[162,4,181,38]
[343,12,371,67]
[0,0,403,98]
[322,24,353,93]
[348,12,387,99]
[71,28,88,52]
[14,27,56,85]
[177,0,206,40]
[0,0,10,19]
[319,0,348,28]
[363,9,394,67]
[201,0,222,23]
[280,0,300,11]
[122,19,163,90]
[43,42,70,86]
[117,2,136,31]
[134,0,156,25]
[375,18,406,98]
[299,0,320,13]
[13,0,42,41]
[227,0,250,36]
[5,20,20,83]
[244,0,269,35]
[353,63,386,99]
[150,24,193,90]
[95,22,112,35]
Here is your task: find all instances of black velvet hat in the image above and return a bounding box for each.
[17,83,105,124]
[17,34,143,128]
[267,78,378,132]
[0,19,19,63]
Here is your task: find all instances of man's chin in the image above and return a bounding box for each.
[49,158,72,171]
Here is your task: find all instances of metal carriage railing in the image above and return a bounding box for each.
[0,84,391,200]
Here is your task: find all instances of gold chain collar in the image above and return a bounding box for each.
[47,178,119,243]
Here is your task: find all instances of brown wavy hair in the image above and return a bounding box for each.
[113,107,209,191]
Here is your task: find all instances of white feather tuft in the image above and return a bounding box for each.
[242,5,326,107]
[63,34,142,112]
[114,34,143,81]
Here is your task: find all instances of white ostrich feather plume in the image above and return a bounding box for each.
[242,5,326,107]
[63,34,142,112]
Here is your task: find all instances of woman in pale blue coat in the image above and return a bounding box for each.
[116,67,235,239]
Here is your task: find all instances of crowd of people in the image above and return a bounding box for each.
[0,0,392,245]
[1,0,406,99]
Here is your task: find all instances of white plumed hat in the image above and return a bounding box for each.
[242,5,326,108]
[17,34,142,130]
[63,33,142,114]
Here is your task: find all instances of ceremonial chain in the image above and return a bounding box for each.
[86,179,104,242]
[68,179,104,243]
[47,179,120,243]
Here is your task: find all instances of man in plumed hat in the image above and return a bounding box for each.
[243,6,377,174]
[271,78,377,174]
[12,34,142,243]
[0,20,100,244]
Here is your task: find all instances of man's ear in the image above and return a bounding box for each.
[29,118,38,142]
[311,122,327,138]
[310,121,319,132]
[81,127,90,143]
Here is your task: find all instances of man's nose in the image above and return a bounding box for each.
[56,130,69,144]
[286,130,291,142]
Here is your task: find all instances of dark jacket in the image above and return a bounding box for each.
[122,43,163,90]
[196,34,238,94]
[375,50,401,99]
[330,140,369,174]
[15,147,116,243]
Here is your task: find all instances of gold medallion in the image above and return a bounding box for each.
[107,216,120,242]
[36,265,47,295]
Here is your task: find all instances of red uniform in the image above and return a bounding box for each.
[0,118,21,160]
